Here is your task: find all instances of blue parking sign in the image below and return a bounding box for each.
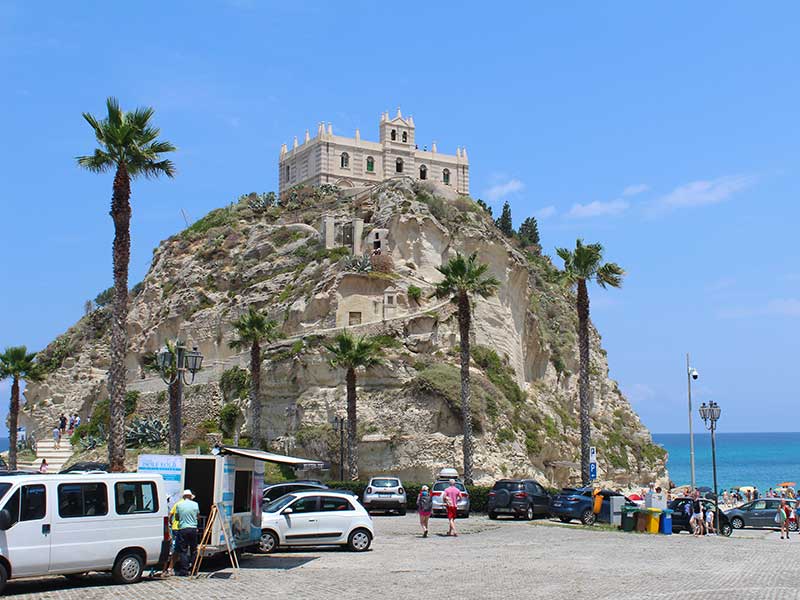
[589,462,597,481]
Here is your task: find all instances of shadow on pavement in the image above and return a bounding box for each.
[238,555,317,570]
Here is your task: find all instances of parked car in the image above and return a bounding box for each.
[59,461,109,474]
[725,499,798,531]
[0,471,169,593]
[431,478,470,518]
[259,490,374,553]
[669,497,733,536]
[263,481,328,504]
[487,479,551,520]
[362,477,407,515]
[550,487,631,525]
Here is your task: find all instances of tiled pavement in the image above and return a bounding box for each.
[5,515,799,599]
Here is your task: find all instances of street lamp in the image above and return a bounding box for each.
[331,415,347,481]
[157,340,204,454]
[686,354,699,490]
[699,400,721,532]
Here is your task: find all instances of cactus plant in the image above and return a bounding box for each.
[125,416,169,448]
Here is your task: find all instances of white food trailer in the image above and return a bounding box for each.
[138,446,323,555]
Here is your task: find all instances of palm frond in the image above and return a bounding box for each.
[77,149,115,173]
[596,262,625,288]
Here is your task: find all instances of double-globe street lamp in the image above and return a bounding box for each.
[699,400,722,531]
[157,341,204,454]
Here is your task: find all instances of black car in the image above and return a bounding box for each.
[59,461,109,473]
[262,481,329,503]
[669,497,733,536]
[488,479,551,520]
[550,487,633,525]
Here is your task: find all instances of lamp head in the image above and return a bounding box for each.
[690,368,699,380]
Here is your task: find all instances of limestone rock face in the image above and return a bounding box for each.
[23,181,666,487]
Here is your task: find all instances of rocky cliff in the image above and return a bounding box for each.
[23,179,666,486]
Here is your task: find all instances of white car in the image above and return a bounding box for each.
[259,491,374,553]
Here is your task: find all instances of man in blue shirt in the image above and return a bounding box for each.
[174,489,200,576]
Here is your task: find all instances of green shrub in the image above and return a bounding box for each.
[371,334,402,349]
[181,207,238,239]
[219,403,242,437]
[497,427,515,444]
[94,286,114,307]
[220,366,250,402]
[407,285,422,304]
[271,227,303,247]
[124,390,139,416]
[471,345,526,405]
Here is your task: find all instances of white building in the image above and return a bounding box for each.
[278,108,470,197]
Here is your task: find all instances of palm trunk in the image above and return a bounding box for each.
[577,279,591,486]
[345,367,358,480]
[250,341,262,449]
[168,377,182,454]
[108,162,131,471]
[458,292,474,485]
[8,377,19,470]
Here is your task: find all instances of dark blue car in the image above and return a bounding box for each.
[550,487,630,525]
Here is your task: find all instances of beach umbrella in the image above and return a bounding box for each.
[628,494,642,501]
[779,482,796,488]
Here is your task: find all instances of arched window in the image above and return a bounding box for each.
[443,168,450,185]
[419,165,427,180]
[366,156,374,172]
[391,129,397,141]
[402,131,408,143]
[340,152,349,168]
[396,157,403,173]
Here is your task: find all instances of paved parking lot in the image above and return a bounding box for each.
[5,514,800,599]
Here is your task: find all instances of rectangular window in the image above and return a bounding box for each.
[21,485,46,521]
[115,481,158,515]
[386,295,394,305]
[233,471,252,514]
[321,497,352,512]
[348,312,362,326]
[58,482,108,518]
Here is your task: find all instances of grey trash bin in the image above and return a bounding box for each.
[609,496,625,527]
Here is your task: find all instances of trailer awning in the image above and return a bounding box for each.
[219,446,325,467]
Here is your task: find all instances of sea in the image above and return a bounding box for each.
[653,432,800,493]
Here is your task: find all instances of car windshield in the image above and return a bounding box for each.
[493,481,524,491]
[263,494,296,513]
[433,482,466,492]
[371,478,400,488]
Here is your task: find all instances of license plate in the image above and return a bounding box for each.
[378,493,391,497]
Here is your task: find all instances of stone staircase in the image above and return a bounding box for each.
[17,438,74,472]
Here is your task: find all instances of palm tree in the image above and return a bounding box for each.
[556,240,625,485]
[77,98,176,471]
[0,347,43,470]
[431,252,500,484]
[324,332,382,480]
[230,308,279,449]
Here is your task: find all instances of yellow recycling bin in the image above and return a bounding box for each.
[645,508,662,534]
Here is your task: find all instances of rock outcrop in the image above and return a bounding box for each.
[23,179,667,487]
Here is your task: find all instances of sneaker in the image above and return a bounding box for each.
[422,530,427,538]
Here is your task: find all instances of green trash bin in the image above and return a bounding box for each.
[621,506,637,532]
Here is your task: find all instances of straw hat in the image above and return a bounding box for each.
[182,489,195,499]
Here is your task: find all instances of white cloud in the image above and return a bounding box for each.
[654,174,756,211]
[567,199,629,219]
[484,178,524,202]
[534,206,556,219]
[718,298,800,319]
[622,184,649,197]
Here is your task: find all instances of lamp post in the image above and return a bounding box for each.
[699,400,721,532]
[331,415,346,481]
[157,340,204,454]
[686,354,699,490]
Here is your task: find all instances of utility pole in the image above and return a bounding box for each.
[686,353,696,490]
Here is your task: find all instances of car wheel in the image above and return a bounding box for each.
[398,509,407,516]
[720,523,733,537]
[259,530,278,554]
[0,563,7,595]
[348,528,372,552]
[526,506,535,521]
[488,511,498,520]
[790,521,799,532]
[559,516,572,523]
[581,509,596,526]
[112,551,144,585]
[730,516,744,529]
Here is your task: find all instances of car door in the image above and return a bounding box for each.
[671,500,689,530]
[317,496,355,542]
[281,496,321,544]
[0,484,50,577]
[749,500,768,527]
[527,483,546,515]
[763,500,781,527]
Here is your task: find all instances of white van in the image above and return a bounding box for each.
[0,472,169,593]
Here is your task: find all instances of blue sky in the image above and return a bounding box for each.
[1,2,798,433]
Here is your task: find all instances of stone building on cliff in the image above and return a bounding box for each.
[278,108,470,196]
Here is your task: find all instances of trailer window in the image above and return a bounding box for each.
[115,481,158,514]
[233,471,251,513]
[58,482,108,518]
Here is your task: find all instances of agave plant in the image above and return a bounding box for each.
[343,253,373,273]
[80,432,107,451]
[125,416,169,448]
[245,191,276,212]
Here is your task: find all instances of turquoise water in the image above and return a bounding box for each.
[653,432,800,493]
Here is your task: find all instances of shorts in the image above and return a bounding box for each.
[419,510,431,517]
[447,506,458,520]
[705,512,714,523]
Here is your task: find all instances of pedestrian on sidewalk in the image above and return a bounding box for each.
[174,489,200,575]
[52,425,61,450]
[417,485,432,537]
[778,498,791,540]
[443,479,461,537]
[38,459,48,474]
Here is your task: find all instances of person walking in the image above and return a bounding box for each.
[417,485,433,537]
[58,414,67,436]
[174,490,200,575]
[778,498,791,540]
[691,491,704,537]
[443,479,461,537]
[74,414,81,429]
[38,459,48,474]
[68,415,75,435]
[52,425,61,450]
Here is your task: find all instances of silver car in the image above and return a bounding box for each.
[362,476,407,515]
[726,499,798,531]
[431,480,470,518]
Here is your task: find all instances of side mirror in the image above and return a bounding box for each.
[281,507,293,515]
[0,509,11,531]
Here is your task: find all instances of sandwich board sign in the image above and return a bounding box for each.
[589,447,597,481]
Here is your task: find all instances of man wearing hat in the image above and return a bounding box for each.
[174,489,200,576]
